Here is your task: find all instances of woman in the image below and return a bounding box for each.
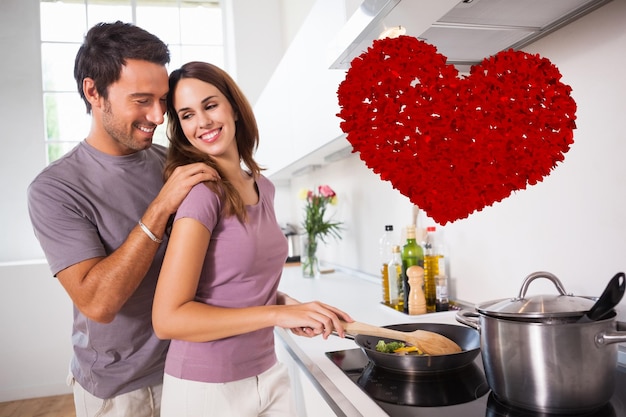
[152,61,352,417]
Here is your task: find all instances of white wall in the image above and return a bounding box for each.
[0,262,73,400]
[0,1,71,400]
[278,0,626,304]
[0,0,47,263]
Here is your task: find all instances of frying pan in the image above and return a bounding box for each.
[353,322,480,374]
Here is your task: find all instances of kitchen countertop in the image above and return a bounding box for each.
[276,264,469,417]
[276,265,626,417]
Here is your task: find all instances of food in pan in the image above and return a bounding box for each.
[375,340,425,355]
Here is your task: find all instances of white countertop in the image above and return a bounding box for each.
[276,264,468,417]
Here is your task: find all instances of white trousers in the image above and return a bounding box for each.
[69,373,162,417]
[161,362,296,417]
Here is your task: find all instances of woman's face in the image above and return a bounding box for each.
[173,77,237,159]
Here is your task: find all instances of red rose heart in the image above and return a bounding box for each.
[337,36,577,225]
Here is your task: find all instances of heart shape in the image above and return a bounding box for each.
[337,36,577,225]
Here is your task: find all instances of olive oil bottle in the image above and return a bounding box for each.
[423,226,442,313]
[401,225,424,314]
[387,245,404,312]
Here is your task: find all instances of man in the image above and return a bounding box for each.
[27,21,217,417]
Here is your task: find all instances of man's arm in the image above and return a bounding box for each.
[56,162,218,323]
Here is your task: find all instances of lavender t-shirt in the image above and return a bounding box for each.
[164,175,288,383]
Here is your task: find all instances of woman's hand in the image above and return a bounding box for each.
[274,295,354,339]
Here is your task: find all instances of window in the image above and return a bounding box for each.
[40,0,224,162]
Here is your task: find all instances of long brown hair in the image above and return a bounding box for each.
[164,61,262,222]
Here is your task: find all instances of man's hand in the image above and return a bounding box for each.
[154,162,220,215]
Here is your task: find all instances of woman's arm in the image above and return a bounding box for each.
[152,218,352,342]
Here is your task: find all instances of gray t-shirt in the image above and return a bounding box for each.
[27,141,170,399]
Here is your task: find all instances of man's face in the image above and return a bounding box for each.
[99,59,169,155]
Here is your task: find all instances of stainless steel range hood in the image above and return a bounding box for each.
[329,0,613,72]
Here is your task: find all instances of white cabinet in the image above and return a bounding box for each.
[275,333,338,417]
[253,0,350,181]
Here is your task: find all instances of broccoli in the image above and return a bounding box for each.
[375,340,406,353]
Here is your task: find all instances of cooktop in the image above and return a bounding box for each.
[326,348,626,417]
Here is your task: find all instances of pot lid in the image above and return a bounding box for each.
[477,271,596,319]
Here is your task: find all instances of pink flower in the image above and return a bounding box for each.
[298,185,343,244]
[318,185,336,198]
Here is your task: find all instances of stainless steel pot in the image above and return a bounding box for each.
[282,224,301,262]
[285,233,300,259]
[456,271,626,414]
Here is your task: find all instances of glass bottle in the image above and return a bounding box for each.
[379,225,395,306]
[423,226,443,313]
[387,245,404,312]
[401,225,424,314]
[435,274,450,311]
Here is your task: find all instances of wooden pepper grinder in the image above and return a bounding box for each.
[407,265,427,315]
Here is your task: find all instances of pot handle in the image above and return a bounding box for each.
[455,310,481,331]
[518,271,570,299]
[595,330,626,346]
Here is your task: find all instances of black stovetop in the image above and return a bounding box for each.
[326,349,626,417]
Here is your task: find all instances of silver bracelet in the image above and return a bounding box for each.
[138,220,163,243]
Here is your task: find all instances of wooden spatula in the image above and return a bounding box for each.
[341,320,462,355]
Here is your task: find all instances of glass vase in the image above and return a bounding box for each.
[301,234,320,278]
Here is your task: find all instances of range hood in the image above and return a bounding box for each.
[330,0,613,72]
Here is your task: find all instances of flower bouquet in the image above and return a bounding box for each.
[299,185,343,278]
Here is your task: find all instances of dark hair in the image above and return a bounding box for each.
[74,21,170,113]
[164,61,262,222]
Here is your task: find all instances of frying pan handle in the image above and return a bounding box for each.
[455,310,481,331]
[330,331,354,341]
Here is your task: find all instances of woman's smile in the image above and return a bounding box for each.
[199,127,221,143]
